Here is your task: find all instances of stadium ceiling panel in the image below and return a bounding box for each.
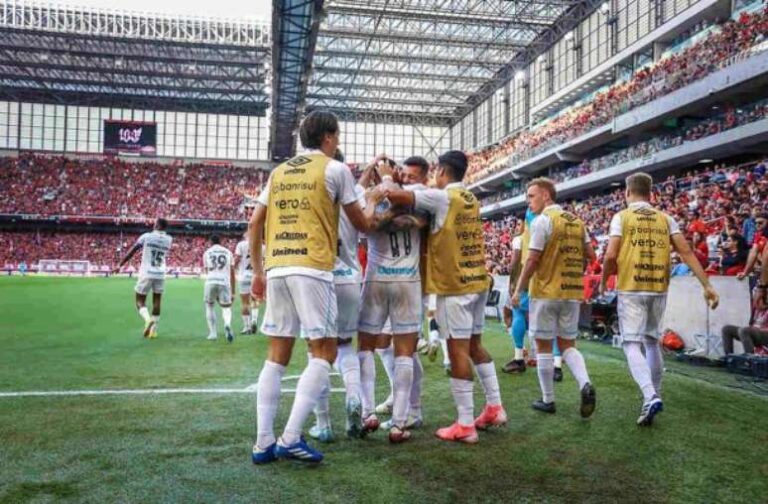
[309,0,603,127]
[0,1,270,115]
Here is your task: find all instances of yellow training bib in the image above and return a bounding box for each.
[425,187,490,295]
[530,208,585,301]
[616,206,671,293]
[265,153,339,271]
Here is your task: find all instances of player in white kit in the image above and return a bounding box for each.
[114,218,173,338]
[357,156,429,444]
[309,149,371,442]
[203,234,236,343]
[234,233,262,334]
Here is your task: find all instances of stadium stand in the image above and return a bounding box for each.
[466,7,768,185]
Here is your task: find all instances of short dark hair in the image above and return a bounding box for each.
[299,111,339,149]
[155,218,168,230]
[210,234,221,245]
[438,150,468,182]
[403,156,429,176]
[333,148,345,163]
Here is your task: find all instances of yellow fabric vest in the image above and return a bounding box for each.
[425,187,490,295]
[264,153,339,271]
[530,208,585,301]
[510,224,530,286]
[616,206,671,293]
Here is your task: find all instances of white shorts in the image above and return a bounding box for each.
[135,277,164,295]
[336,282,361,340]
[261,275,337,339]
[435,291,488,340]
[204,283,232,305]
[529,299,580,340]
[238,278,252,296]
[427,294,437,312]
[358,281,422,335]
[618,293,667,342]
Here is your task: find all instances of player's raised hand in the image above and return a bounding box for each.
[251,271,266,301]
[703,284,719,310]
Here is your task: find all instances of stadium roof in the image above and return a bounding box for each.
[0,1,271,115]
[272,0,605,159]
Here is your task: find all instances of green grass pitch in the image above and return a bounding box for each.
[1,276,767,503]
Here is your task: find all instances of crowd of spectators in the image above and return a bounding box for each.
[480,98,768,205]
[483,158,768,276]
[466,7,768,184]
[0,231,240,272]
[0,154,267,221]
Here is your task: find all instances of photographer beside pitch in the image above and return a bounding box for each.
[600,172,719,426]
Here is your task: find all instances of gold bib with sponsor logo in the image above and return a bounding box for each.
[530,208,585,301]
[425,187,490,295]
[265,153,339,271]
[616,207,671,293]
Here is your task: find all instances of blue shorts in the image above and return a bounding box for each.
[514,291,529,313]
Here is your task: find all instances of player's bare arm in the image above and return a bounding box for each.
[671,233,719,309]
[512,250,542,307]
[248,203,267,300]
[600,236,621,296]
[113,243,141,273]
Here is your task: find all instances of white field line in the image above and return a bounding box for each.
[0,373,345,398]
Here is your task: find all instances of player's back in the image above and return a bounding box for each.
[139,231,173,279]
[334,185,365,282]
[204,244,233,286]
[365,183,426,283]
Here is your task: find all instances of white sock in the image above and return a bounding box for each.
[281,358,331,446]
[242,314,250,329]
[562,347,590,390]
[440,338,450,366]
[475,362,502,406]
[644,336,664,397]
[335,344,362,404]
[429,329,440,345]
[251,307,259,325]
[449,378,474,426]
[376,346,395,390]
[205,304,217,335]
[138,306,150,323]
[623,342,656,402]
[537,353,555,403]
[392,356,414,427]
[222,307,232,328]
[151,315,159,331]
[313,373,331,430]
[410,353,423,418]
[358,350,376,416]
[256,360,285,449]
[554,355,563,368]
[514,347,524,360]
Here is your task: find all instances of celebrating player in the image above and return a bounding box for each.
[600,172,719,426]
[202,234,235,342]
[234,231,260,334]
[386,150,506,444]
[357,155,430,443]
[512,178,597,418]
[248,111,380,465]
[114,217,172,339]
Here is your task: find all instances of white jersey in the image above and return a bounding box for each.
[364,183,427,283]
[203,244,233,287]
[136,231,173,279]
[235,240,252,281]
[333,185,365,285]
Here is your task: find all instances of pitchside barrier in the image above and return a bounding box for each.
[491,275,750,357]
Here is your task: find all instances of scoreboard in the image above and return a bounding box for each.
[103,120,157,156]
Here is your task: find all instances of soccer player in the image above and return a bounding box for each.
[386,150,507,444]
[504,210,564,379]
[114,218,172,338]
[600,172,719,426]
[203,234,235,343]
[234,232,260,334]
[512,178,596,418]
[248,111,379,465]
[357,155,430,444]
[308,149,372,442]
